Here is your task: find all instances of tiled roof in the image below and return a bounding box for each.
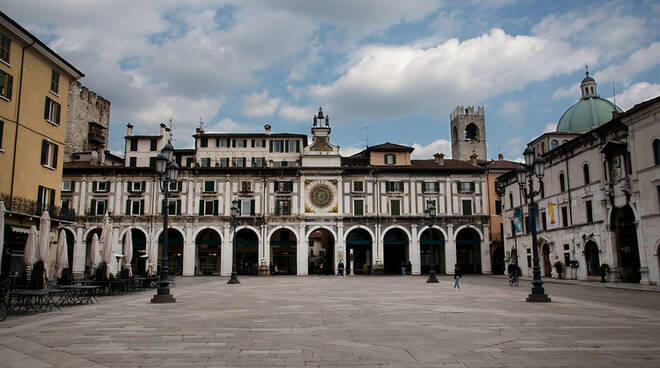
[481,160,521,170]
[366,142,414,152]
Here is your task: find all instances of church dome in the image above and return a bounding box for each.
[556,68,622,132]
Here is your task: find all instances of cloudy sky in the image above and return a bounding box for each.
[5,0,659,160]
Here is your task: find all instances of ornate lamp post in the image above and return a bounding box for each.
[151,141,179,303]
[425,199,439,283]
[228,197,240,284]
[516,147,551,303]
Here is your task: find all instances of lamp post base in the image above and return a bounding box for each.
[526,293,551,303]
[426,274,439,283]
[151,294,176,303]
[228,272,240,284]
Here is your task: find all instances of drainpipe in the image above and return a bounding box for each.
[9,40,35,207]
[565,154,573,226]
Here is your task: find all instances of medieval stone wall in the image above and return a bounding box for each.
[64,81,111,161]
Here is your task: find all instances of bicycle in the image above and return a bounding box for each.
[508,273,519,287]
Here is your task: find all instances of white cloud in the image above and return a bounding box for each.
[279,104,315,122]
[340,146,363,157]
[608,82,660,110]
[542,122,557,133]
[497,100,524,126]
[595,42,660,83]
[241,90,281,118]
[552,82,580,100]
[410,139,451,159]
[310,28,595,119]
[207,118,259,133]
[503,136,524,161]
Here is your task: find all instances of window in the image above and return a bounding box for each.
[354,199,364,216]
[541,212,547,231]
[129,139,138,151]
[275,199,291,215]
[585,200,593,223]
[583,164,590,185]
[0,120,3,149]
[657,186,660,211]
[495,200,502,215]
[251,139,266,148]
[186,157,194,167]
[40,140,58,168]
[390,199,400,216]
[654,139,660,165]
[90,199,107,216]
[167,180,181,192]
[241,181,252,192]
[551,139,558,150]
[232,157,246,167]
[386,181,403,193]
[233,139,247,148]
[149,157,156,168]
[200,137,208,148]
[200,158,211,167]
[127,199,144,216]
[509,192,514,208]
[0,33,9,63]
[524,215,530,234]
[385,154,396,165]
[0,70,13,100]
[423,182,439,193]
[93,181,109,193]
[288,140,300,152]
[561,206,569,227]
[50,70,59,94]
[61,181,73,192]
[218,158,229,167]
[559,173,566,192]
[217,138,230,147]
[150,139,157,151]
[252,157,265,167]
[37,185,55,210]
[199,199,218,216]
[462,199,472,215]
[274,181,293,193]
[129,157,137,167]
[539,181,545,198]
[527,248,532,268]
[167,199,182,215]
[204,180,216,193]
[60,199,70,211]
[353,181,364,192]
[458,182,476,193]
[44,97,61,125]
[541,142,545,154]
[510,220,515,236]
[238,199,255,216]
[128,181,145,192]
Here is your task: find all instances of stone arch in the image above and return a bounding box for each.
[382,226,411,274]
[154,226,186,243]
[465,123,480,141]
[61,226,77,242]
[195,227,222,276]
[308,227,336,276]
[453,224,484,241]
[380,225,412,243]
[584,240,600,276]
[120,225,150,243]
[156,227,185,275]
[267,225,298,242]
[455,225,482,274]
[192,226,224,243]
[344,225,375,243]
[417,225,448,241]
[418,225,447,275]
[234,227,260,275]
[82,226,103,242]
[305,225,337,241]
[269,227,298,275]
[345,226,374,275]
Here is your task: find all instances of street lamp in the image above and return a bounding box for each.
[517,147,551,303]
[228,197,240,284]
[425,199,439,283]
[151,141,179,303]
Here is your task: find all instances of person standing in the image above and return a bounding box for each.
[406,261,412,276]
[337,260,345,277]
[401,261,407,277]
[453,264,462,289]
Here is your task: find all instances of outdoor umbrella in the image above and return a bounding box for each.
[37,211,51,280]
[101,216,114,278]
[55,230,69,279]
[0,201,5,268]
[24,225,38,281]
[147,239,157,276]
[89,233,101,274]
[123,230,133,277]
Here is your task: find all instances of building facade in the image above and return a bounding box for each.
[0,11,84,277]
[61,107,504,278]
[499,73,660,284]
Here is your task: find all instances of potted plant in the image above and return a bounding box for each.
[599,263,610,283]
[553,261,564,279]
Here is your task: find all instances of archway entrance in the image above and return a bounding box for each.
[346,228,372,275]
[420,228,445,274]
[542,243,551,277]
[584,241,600,276]
[85,228,103,277]
[158,229,184,275]
[309,229,334,275]
[1,226,29,278]
[456,228,481,274]
[270,229,296,275]
[195,229,221,275]
[383,228,409,274]
[612,205,640,282]
[127,229,147,276]
[236,228,259,275]
[492,246,505,275]
[62,228,75,274]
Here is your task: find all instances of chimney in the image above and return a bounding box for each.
[498,153,503,160]
[433,153,445,165]
[612,110,619,119]
[126,123,133,136]
[264,124,272,135]
[159,123,167,137]
[470,152,478,166]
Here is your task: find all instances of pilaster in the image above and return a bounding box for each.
[410,224,420,275]
[297,222,307,275]
[221,225,232,276]
[445,224,456,275]
[183,225,195,276]
[481,224,492,274]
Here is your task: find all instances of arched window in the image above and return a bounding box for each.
[539,181,545,198]
[509,192,513,208]
[654,139,660,165]
[562,139,568,144]
[551,139,558,149]
[559,173,566,192]
[583,163,590,185]
[465,123,479,141]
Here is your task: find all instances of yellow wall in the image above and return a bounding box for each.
[370,151,411,166]
[0,27,73,206]
[485,171,504,244]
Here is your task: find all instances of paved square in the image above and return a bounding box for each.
[1,276,659,367]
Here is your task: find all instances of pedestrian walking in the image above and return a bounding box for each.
[337,260,345,277]
[362,263,368,275]
[401,261,407,277]
[406,261,412,276]
[453,264,462,289]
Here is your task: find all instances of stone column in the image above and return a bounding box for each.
[187,179,195,215]
[297,223,308,275]
[410,224,420,275]
[374,224,383,272]
[79,180,87,215]
[337,223,346,272]
[73,226,85,277]
[635,220,651,284]
[481,224,492,274]
[445,224,456,275]
[221,225,232,276]
[114,178,122,215]
[182,225,195,276]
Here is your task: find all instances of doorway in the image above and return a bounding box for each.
[346,228,372,274]
[195,228,221,275]
[383,228,409,274]
[270,229,297,275]
[456,228,481,274]
[309,229,334,275]
[612,205,640,282]
[235,228,259,275]
[542,243,551,277]
[420,228,445,274]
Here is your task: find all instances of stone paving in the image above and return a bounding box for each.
[1,275,660,367]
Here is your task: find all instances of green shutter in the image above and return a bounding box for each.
[37,185,43,206]
[90,199,96,215]
[421,183,426,193]
[41,140,48,165]
[52,144,58,168]
[140,199,144,215]
[269,140,273,152]
[199,200,204,215]
[177,181,182,192]
[251,139,255,147]
[232,139,236,147]
[126,181,132,191]
[92,181,97,192]
[49,189,55,206]
[176,200,181,215]
[6,74,12,99]
[250,199,255,215]
[385,182,390,193]
[274,200,280,215]
[274,181,279,192]
[296,140,300,152]
[55,102,61,125]
[142,181,147,191]
[284,140,289,152]
[213,200,219,216]
[435,182,440,192]
[126,200,130,215]
[44,98,50,120]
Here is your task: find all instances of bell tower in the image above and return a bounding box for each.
[450,105,487,161]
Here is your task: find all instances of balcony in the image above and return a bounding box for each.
[0,193,76,222]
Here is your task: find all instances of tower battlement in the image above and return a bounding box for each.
[450,105,484,120]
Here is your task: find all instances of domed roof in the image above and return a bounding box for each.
[556,97,622,132]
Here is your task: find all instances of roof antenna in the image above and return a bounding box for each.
[361,126,369,148]
[585,64,589,77]
[168,118,175,143]
[612,82,616,107]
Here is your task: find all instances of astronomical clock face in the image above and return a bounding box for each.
[305,179,338,214]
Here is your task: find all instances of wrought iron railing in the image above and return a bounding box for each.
[0,193,76,221]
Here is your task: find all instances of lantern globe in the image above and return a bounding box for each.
[155,152,168,174]
[516,165,527,187]
[161,141,175,161]
[534,156,545,179]
[523,146,535,167]
[166,162,179,181]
